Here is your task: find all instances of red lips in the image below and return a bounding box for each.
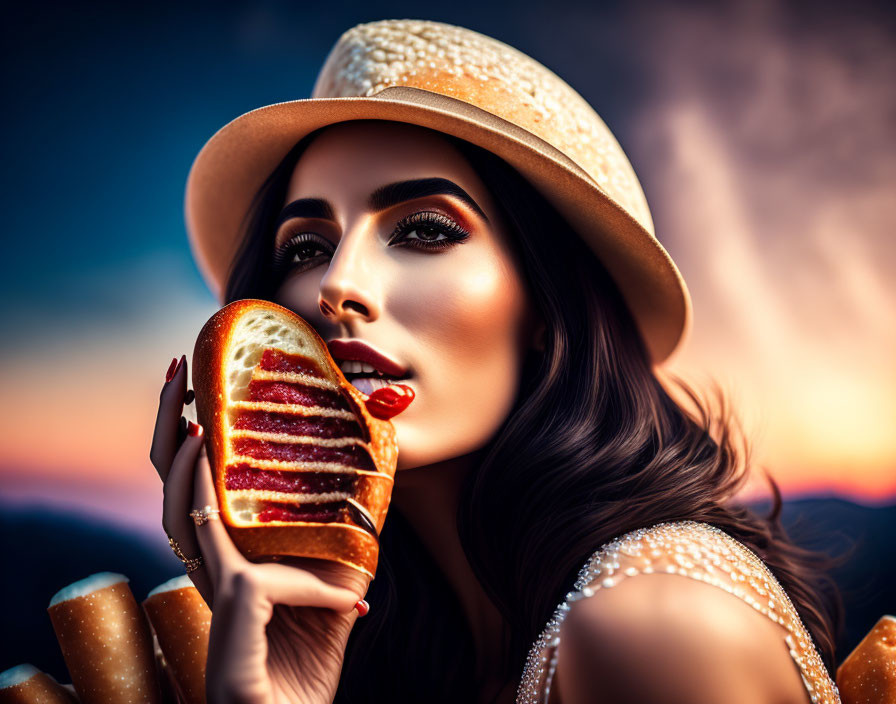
[365,384,415,420]
[327,339,408,378]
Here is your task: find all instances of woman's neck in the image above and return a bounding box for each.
[392,451,509,692]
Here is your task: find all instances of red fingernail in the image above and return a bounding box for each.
[187,421,203,437]
[165,357,178,383]
[174,354,186,378]
[365,384,415,420]
[354,599,369,617]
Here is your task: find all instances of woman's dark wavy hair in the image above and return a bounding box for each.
[224,120,845,702]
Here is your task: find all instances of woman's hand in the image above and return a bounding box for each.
[150,356,369,704]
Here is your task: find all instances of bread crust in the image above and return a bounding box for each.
[192,298,398,578]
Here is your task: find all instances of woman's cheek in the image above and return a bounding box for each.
[392,253,528,469]
[273,270,328,327]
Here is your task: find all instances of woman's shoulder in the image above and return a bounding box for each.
[516,520,840,704]
[555,568,810,703]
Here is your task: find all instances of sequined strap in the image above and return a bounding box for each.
[515,520,841,704]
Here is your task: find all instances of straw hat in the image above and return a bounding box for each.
[185,19,692,364]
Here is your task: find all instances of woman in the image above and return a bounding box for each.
[154,19,843,704]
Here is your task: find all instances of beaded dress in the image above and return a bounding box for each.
[515,520,841,704]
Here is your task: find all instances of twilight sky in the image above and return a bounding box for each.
[1,0,893,538]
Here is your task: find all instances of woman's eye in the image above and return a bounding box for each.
[391,212,471,250]
[291,243,328,260]
[403,225,448,243]
[272,213,470,274]
[272,233,332,272]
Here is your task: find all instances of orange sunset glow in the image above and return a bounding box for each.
[0,2,893,542]
[638,1,896,502]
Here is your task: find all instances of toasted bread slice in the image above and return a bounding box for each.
[192,299,398,578]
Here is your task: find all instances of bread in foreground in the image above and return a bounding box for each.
[192,299,399,578]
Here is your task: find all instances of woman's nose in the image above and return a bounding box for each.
[317,230,381,324]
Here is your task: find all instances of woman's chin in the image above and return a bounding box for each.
[392,417,417,471]
[391,419,444,472]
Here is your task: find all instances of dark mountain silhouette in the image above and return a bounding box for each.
[744,495,896,660]
[0,503,185,684]
[1,497,893,684]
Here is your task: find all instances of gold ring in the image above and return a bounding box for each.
[189,505,221,526]
[168,536,204,573]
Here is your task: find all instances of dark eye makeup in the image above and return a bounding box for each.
[271,210,471,274]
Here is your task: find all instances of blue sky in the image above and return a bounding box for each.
[0,1,642,347]
[2,0,894,534]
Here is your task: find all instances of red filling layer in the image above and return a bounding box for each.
[232,437,376,471]
[248,379,348,410]
[257,501,344,523]
[233,410,363,439]
[259,348,326,378]
[225,465,359,494]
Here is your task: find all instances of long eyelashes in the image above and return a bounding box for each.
[389,211,471,249]
[271,232,329,272]
[271,211,471,273]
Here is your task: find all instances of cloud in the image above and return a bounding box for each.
[629,0,896,499]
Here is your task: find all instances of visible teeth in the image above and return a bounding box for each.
[338,360,382,375]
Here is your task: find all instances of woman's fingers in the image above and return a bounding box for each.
[260,563,363,614]
[192,434,247,586]
[150,355,188,482]
[191,435,365,614]
[162,421,214,604]
[176,415,187,447]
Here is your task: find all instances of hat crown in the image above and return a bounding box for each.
[312,19,654,236]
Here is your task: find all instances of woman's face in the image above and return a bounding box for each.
[271,120,539,471]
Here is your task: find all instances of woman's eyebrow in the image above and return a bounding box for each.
[368,178,489,222]
[275,177,489,230]
[275,198,335,229]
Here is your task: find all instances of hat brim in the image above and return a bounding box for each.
[185,85,691,364]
